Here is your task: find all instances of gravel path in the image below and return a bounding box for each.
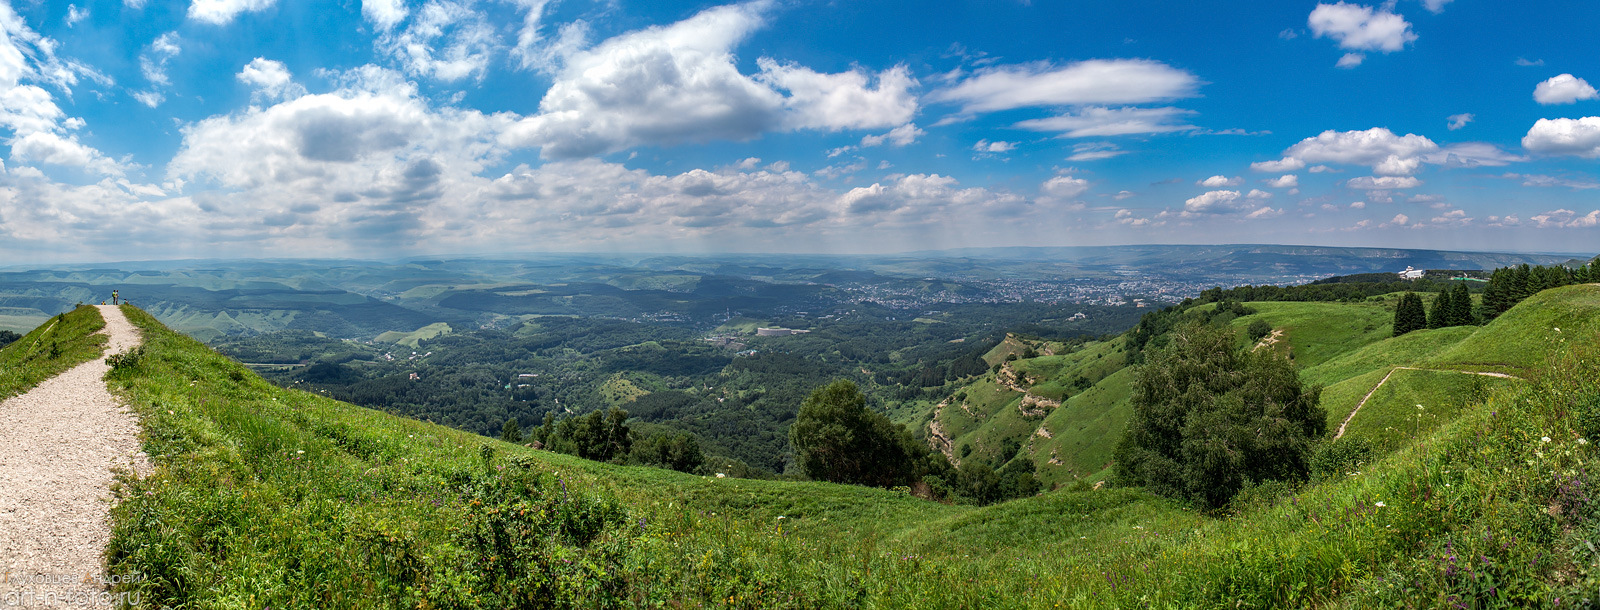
[0,306,148,608]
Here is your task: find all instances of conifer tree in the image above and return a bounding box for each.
[1481,268,1510,320]
[1510,265,1533,301]
[1426,289,1450,329]
[1393,292,1427,336]
[1449,284,1475,326]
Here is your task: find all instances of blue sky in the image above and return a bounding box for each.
[1,0,1598,263]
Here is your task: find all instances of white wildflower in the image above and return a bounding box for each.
[1543,436,1552,443]
[1375,501,1386,507]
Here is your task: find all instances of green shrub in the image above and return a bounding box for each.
[1247,319,1273,342]
[1308,436,1373,481]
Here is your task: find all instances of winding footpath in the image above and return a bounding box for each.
[1333,366,1520,440]
[0,306,149,608]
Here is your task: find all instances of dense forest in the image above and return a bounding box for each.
[220,301,1143,475]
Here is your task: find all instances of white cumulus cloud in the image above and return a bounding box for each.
[362,0,408,31]
[756,59,918,131]
[502,1,924,159]
[1533,74,1599,105]
[1265,174,1299,188]
[1182,190,1242,214]
[1308,3,1416,53]
[1198,175,1241,187]
[1447,113,1473,130]
[1522,117,1600,157]
[1039,175,1088,200]
[1283,128,1438,175]
[237,57,305,102]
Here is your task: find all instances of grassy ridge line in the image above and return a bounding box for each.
[0,304,106,399]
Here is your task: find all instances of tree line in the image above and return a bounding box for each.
[1480,262,1599,321]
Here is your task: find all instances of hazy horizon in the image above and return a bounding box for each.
[4,242,1595,271]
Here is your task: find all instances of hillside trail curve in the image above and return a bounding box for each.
[0,305,149,607]
[1333,366,1520,441]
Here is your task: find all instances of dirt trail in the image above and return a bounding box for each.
[926,397,959,466]
[1253,328,1285,351]
[1333,366,1520,440]
[0,306,148,607]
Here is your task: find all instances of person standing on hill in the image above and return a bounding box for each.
[111,290,119,305]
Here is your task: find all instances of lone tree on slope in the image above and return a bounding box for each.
[1114,323,1326,510]
[790,380,927,488]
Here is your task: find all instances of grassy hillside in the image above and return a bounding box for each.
[0,304,106,399]
[92,287,1600,607]
[943,285,1583,487]
[1428,283,1600,375]
[375,322,454,348]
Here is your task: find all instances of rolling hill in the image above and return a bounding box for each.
[925,283,1600,499]
[1,282,1567,606]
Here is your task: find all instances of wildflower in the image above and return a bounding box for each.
[1581,438,1589,445]
[1375,501,1386,507]
[1542,436,1552,443]
[297,450,305,454]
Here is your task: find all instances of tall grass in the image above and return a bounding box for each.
[0,304,106,399]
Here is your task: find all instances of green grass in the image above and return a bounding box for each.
[374,322,453,348]
[1230,301,1395,369]
[1318,367,1391,432]
[100,287,1600,607]
[1339,369,1514,453]
[1299,325,1476,388]
[1031,366,1135,486]
[0,304,106,399]
[1428,283,1600,375]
